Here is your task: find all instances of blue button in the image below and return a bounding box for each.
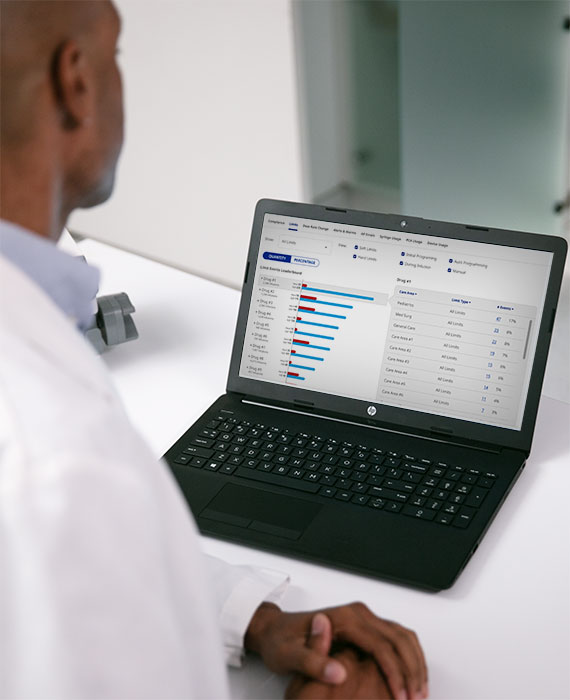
[263,252,292,263]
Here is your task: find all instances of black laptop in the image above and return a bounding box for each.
[164,199,567,590]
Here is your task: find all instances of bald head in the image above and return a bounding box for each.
[1,1,114,144]
[0,0,124,237]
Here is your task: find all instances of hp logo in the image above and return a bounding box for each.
[367,405,377,417]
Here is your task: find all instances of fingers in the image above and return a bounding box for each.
[326,602,428,700]
[286,647,393,700]
[288,612,347,685]
[307,613,333,656]
[290,646,347,685]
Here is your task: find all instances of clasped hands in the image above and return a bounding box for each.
[245,601,428,699]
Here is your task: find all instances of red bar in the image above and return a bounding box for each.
[293,339,309,345]
[287,372,299,377]
[291,350,297,354]
[296,317,302,321]
[298,306,315,312]
[302,283,307,287]
[300,295,317,300]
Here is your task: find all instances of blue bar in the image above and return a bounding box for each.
[296,320,339,330]
[291,353,324,361]
[301,297,353,309]
[294,331,335,340]
[287,374,305,380]
[289,364,315,371]
[300,309,346,319]
[303,286,374,301]
[293,341,330,351]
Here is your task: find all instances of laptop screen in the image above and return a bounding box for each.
[238,212,554,431]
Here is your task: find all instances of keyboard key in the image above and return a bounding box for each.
[200,429,218,439]
[213,442,229,452]
[320,475,336,486]
[426,499,442,510]
[368,497,386,509]
[369,465,386,476]
[410,496,426,507]
[368,486,409,503]
[206,420,220,429]
[351,494,369,506]
[435,512,454,525]
[204,461,222,471]
[443,503,460,514]
[183,445,214,459]
[191,437,215,448]
[319,464,335,475]
[228,455,244,465]
[383,478,414,493]
[235,467,320,493]
[273,465,289,476]
[384,457,400,468]
[478,477,494,488]
[319,486,336,498]
[384,501,403,513]
[335,490,351,501]
[461,473,478,485]
[174,453,191,465]
[403,505,435,521]
[220,464,237,475]
[449,493,465,504]
[403,472,422,483]
[289,468,304,479]
[466,487,487,508]
[243,459,257,468]
[351,482,368,493]
[453,507,476,528]
[305,472,320,482]
[190,456,206,468]
[406,463,428,474]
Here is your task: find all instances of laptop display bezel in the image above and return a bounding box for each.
[227,199,567,454]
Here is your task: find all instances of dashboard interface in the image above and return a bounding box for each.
[239,214,553,430]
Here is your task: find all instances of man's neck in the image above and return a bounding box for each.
[0,149,67,240]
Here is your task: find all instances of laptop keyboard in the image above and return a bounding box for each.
[173,413,498,530]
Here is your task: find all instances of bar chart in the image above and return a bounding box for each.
[286,283,376,385]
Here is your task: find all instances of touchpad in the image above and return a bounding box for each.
[200,483,321,541]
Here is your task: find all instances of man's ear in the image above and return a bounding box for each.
[51,39,92,130]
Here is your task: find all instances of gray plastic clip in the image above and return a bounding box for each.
[85,292,138,354]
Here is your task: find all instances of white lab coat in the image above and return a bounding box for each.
[0,255,287,699]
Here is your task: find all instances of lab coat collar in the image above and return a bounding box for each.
[0,255,115,401]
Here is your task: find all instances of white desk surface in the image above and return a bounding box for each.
[80,239,570,700]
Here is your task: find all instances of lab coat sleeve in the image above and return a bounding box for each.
[205,555,289,667]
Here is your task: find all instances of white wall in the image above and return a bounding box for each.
[69,0,304,289]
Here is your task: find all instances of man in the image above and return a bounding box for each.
[0,2,428,698]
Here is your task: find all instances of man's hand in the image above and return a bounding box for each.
[244,602,428,700]
[285,647,392,700]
